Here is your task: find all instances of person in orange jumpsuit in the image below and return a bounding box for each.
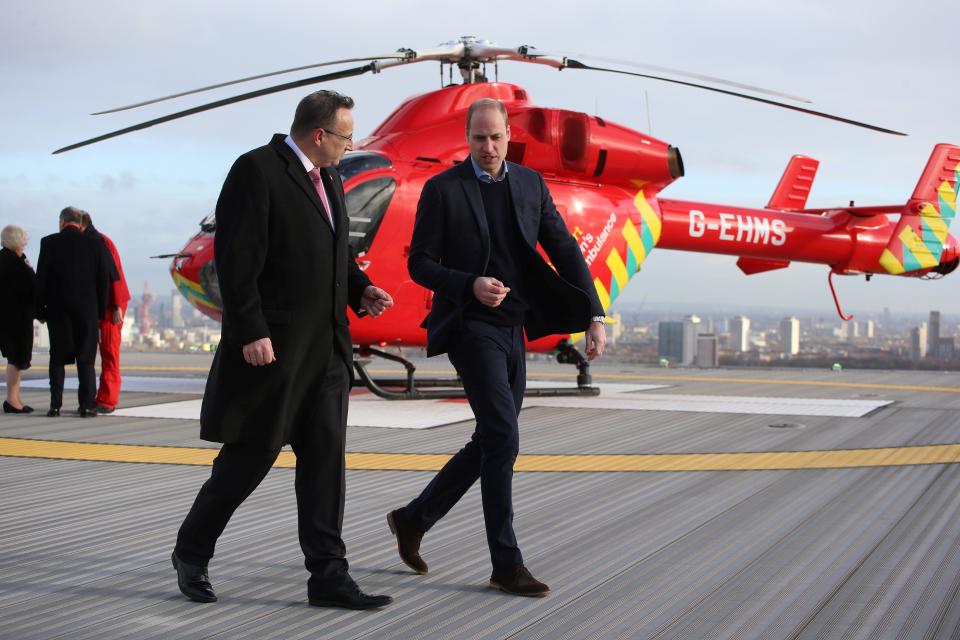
[81,213,130,414]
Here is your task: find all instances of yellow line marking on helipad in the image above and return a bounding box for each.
[3,437,960,472]
[89,367,959,394]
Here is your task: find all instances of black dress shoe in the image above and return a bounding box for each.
[96,405,115,414]
[79,408,98,418]
[490,564,550,597]
[309,581,392,610]
[387,509,428,574]
[171,551,217,603]
[46,408,60,417]
[3,401,33,414]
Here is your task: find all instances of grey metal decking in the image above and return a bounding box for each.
[1,360,959,639]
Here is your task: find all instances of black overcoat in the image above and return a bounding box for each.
[35,226,109,364]
[408,160,604,356]
[0,247,35,365]
[200,134,371,448]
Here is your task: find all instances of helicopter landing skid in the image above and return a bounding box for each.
[352,342,600,401]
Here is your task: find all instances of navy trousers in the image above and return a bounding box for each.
[403,320,526,569]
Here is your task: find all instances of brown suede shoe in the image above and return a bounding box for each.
[489,565,550,597]
[387,509,428,574]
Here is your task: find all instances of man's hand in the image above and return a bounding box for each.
[361,286,394,318]
[473,277,511,307]
[242,337,276,366]
[111,307,123,325]
[584,321,606,361]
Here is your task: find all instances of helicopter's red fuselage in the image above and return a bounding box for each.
[169,82,958,348]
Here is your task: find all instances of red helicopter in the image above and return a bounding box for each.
[56,38,959,398]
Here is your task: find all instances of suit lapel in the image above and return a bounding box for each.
[320,168,345,238]
[505,162,537,249]
[458,161,490,260]
[271,135,336,234]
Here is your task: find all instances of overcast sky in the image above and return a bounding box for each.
[2,0,958,318]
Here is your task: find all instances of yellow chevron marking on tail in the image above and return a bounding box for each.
[622,219,646,264]
[879,248,905,274]
[594,278,611,310]
[633,191,662,242]
[899,226,940,269]
[926,215,950,244]
[938,179,958,212]
[605,249,629,291]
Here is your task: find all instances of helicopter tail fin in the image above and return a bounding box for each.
[767,155,819,210]
[878,144,960,275]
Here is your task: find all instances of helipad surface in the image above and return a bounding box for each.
[1,354,959,639]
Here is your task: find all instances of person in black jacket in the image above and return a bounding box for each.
[35,207,110,417]
[1,224,36,414]
[386,99,606,597]
[172,90,394,610]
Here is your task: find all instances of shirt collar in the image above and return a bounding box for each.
[470,156,508,183]
[285,134,316,173]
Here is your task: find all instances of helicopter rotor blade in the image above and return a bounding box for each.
[553,50,811,104]
[54,63,375,154]
[91,53,412,115]
[564,59,906,136]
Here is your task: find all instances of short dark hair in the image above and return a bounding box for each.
[290,90,355,139]
[60,206,85,225]
[80,212,93,228]
[466,98,509,133]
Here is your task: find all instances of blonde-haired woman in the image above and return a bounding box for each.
[1,224,36,413]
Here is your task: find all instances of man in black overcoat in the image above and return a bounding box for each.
[35,206,110,417]
[386,99,606,597]
[172,90,394,610]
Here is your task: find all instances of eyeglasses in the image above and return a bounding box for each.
[321,128,353,143]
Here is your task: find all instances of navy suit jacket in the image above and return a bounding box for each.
[409,160,603,356]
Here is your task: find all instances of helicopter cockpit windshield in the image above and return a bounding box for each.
[192,152,395,256]
[337,152,396,254]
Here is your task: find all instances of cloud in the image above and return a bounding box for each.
[99,171,139,192]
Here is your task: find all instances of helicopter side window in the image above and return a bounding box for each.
[336,151,393,182]
[345,177,396,254]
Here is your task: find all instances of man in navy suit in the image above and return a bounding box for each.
[387,98,606,597]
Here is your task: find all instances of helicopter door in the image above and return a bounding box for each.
[344,176,397,254]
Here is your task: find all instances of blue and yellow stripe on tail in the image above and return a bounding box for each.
[879,145,960,275]
[592,181,662,310]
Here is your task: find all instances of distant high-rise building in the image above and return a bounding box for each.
[171,289,185,328]
[729,315,750,352]
[695,333,718,367]
[658,321,684,362]
[939,337,956,360]
[138,281,155,336]
[928,311,941,358]
[839,320,852,340]
[865,319,875,339]
[682,315,702,365]
[33,320,49,349]
[911,322,929,361]
[609,311,623,345]
[780,317,800,355]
